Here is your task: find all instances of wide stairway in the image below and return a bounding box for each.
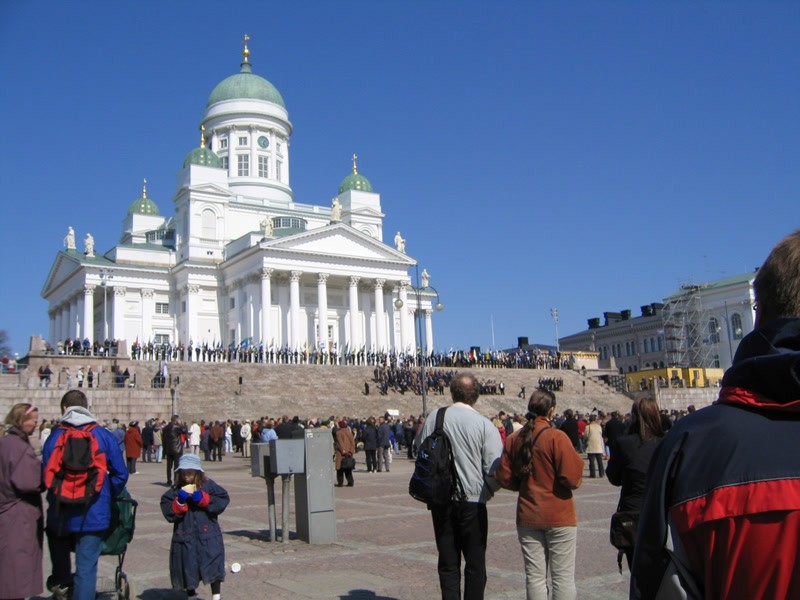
[3,357,633,423]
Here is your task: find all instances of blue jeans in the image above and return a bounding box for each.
[47,528,106,600]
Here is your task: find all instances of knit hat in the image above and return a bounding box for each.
[338,420,348,429]
[176,454,204,472]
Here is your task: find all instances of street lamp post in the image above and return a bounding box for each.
[550,308,560,368]
[394,265,443,417]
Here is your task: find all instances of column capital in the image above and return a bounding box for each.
[398,281,410,292]
[113,286,127,297]
[141,288,154,299]
[260,267,274,280]
[424,309,432,317]
[318,273,330,284]
[83,284,96,295]
[186,284,200,295]
[290,270,303,283]
[349,275,361,287]
[374,278,385,290]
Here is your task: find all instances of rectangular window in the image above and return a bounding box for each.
[155,302,169,314]
[277,160,282,181]
[220,156,228,170]
[219,137,228,150]
[238,136,248,146]
[238,155,249,176]
[181,301,186,314]
[154,334,170,345]
[229,297,235,310]
[258,155,269,178]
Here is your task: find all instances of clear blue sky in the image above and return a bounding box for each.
[1,1,798,357]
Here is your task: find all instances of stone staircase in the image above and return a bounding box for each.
[2,356,634,423]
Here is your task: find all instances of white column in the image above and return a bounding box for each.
[290,271,302,351]
[83,285,95,343]
[260,268,273,362]
[250,125,257,178]
[237,283,246,344]
[66,301,75,340]
[54,309,62,344]
[425,309,434,354]
[184,285,199,345]
[317,273,329,352]
[247,277,256,342]
[48,310,56,346]
[374,279,386,353]
[141,289,153,343]
[398,282,409,353]
[112,287,126,341]
[227,127,236,178]
[348,276,360,351]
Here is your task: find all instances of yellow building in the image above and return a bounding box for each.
[625,366,724,392]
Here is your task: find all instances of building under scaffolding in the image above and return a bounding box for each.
[662,284,717,368]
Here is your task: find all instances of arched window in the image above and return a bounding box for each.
[708,317,720,344]
[657,336,664,351]
[201,209,216,239]
[731,313,744,340]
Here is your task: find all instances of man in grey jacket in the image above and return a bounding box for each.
[415,373,503,600]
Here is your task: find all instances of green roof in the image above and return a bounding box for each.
[127,195,159,216]
[338,172,374,194]
[207,62,285,108]
[183,146,222,169]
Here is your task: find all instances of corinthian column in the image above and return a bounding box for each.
[349,276,360,351]
[374,279,386,353]
[260,268,273,362]
[398,282,409,353]
[424,309,434,354]
[318,273,329,352]
[83,285,95,343]
[290,271,302,351]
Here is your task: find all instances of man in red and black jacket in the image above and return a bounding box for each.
[631,230,800,599]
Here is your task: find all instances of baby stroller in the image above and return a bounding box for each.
[101,489,139,599]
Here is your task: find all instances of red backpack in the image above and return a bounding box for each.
[44,423,107,506]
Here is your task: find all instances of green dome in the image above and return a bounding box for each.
[183,146,222,169]
[127,195,159,216]
[339,173,374,194]
[207,63,285,108]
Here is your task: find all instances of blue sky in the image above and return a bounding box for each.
[1,1,798,356]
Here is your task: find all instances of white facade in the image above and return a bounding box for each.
[42,43,438,355]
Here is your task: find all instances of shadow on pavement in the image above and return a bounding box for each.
[339,590,399,600]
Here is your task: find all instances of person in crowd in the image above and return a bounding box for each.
[558,409,580,452]
[414,373,503,600]
[584,414,605,478]
[362,417,378,473]
[632,230,800,599]
[603,411,626,456]
[124,421,143,474]
[43,390,128,600]
[606,397,663,570]
[162,414,187,486]
[189,421,201,456]
[259,419,278,443]
[240,420,252,458]
[161,454,229,600]
[210,421,224,461]
[0,403,43,600]
[495,389,584,600]
[376,416,392,472]
[153,420,163,463]
[334,419,356,487]
[142,420,155,463]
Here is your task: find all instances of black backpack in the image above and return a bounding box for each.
[409,407,465,506]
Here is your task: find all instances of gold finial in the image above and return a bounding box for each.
[352,153,358,174]
[200,124,206,148]
[242,34,250,63]
[142,178,147,198]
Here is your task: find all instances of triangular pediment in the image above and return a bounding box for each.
[41,252,84,297]
[264,223,413,264]
[189,183,231,196]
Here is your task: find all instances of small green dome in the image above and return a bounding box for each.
[127,195,159,216]
[339,173,374,194]
[183,146,222,169]
[207,63,285,108]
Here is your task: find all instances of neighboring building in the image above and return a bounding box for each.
[41,38,439,356]
[559,272,757,374]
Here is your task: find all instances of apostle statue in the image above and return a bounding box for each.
[84,233,95,257]
[331,198,342,222]
[394,231,406,253]
[64,226,76,250]
[421,268,430,288]
[261,217,274,238]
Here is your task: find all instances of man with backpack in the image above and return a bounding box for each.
[414,373,503,600]
[42,390,128,600]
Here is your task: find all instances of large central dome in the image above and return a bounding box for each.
[207,62,285,108]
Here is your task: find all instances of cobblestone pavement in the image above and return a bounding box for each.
[33,450,630,599]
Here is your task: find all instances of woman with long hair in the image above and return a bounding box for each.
[606,397,664,569]
[495,390,584,600]
[0,403,43,600]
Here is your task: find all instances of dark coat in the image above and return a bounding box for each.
[559,417,579,448]
[0,427,43,598]
[160,478,229,590]
[163,421,187,457]
[606,433,662,512]
[377,423,392,448]
[362,424,378,451]
[334,427,356,470]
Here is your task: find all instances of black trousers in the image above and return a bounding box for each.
[431,501,488,600]
[336,468,354,486]
[365,449,377,472]
[166,453,180,483]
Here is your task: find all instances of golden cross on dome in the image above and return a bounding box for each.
[242,34,250,63]
[142,178,147,198]
[352,153,358,174]
[200,124,206,147]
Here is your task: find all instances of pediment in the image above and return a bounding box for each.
[41,252,83,297]
[264,223,413,264]
[189,183,231,197]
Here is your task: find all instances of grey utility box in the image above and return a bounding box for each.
[295,428,336,544]
[269,439,305,475]
[250,443,271,478]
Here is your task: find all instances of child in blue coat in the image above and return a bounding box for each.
[160,454,229,599]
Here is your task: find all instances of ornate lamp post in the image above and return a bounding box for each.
[550,308,560,369]
[394,265,443,417]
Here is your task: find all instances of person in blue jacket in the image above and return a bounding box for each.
[42,390,129,600]
[161,453,230,600]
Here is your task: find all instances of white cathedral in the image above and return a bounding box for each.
[42,38,439,356]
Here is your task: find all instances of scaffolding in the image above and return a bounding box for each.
[662,284,717,368]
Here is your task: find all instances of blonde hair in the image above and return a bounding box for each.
[3,403,37,434]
